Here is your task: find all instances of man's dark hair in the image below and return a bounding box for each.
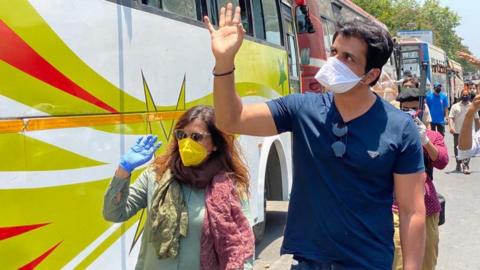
[396,87,421,103]
[332,18,394,86]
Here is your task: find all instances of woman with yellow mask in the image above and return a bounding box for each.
[103,105,254,270]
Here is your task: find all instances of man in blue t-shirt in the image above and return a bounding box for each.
[426,83,449,136]
[204,4,426,270]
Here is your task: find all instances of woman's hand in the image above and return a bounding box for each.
[119,135,161,174]
[204,3,245,72]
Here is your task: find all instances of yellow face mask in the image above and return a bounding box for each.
[178,138,209,167]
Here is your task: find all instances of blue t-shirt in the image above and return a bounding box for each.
[426,92,449,124]
[266,92,424,270]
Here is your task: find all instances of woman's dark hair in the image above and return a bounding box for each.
[332,18,394,86]
[153,105,249,198]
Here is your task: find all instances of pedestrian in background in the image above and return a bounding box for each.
[426,83,449,136]
[103,105,254,270]
[205,4,426,269]
[393,88,449,270]
[448,90,480,174]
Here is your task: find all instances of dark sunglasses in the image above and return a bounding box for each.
[331,123,348,158]
[174,129,211,142]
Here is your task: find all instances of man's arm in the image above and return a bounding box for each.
[394,172,426,270]
[448,117,456,134]
[448,107,456,134]
[444,95,449,120]
[204,4,277,136]
[458,95,480,155]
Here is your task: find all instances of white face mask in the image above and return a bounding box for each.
[315,57,365,94]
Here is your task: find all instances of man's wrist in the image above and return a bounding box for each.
[214,59,235,74]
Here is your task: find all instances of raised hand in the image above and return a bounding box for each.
[414,117,430,146]
[470,94,480,112]
[119,135,162,173]
[204,3,245,68]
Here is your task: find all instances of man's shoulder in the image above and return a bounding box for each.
[451,102,461,110]
[294,91,331,109]
[377,98,414,133]
[379,97,409,118]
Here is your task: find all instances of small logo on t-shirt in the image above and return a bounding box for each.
[367,151,380,159]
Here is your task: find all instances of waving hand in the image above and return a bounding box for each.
[204,3,245,63]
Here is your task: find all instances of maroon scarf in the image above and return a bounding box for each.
[171,156,254,269]
[200,173,255,270]
[171,155,224,189]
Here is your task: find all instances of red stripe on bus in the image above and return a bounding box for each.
[0,19,118,113]
[18,241,62,270]
[0,223,50,240]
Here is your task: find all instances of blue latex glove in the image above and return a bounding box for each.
[119,135,162,173]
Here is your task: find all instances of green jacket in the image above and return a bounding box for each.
[103,168,253,270]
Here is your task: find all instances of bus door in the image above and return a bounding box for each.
[281,1,301,94]
[396,44,429,115]
[398,45,422,81]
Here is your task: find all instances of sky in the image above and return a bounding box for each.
[437,0,480,57]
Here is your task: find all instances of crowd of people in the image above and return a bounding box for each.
[100,3,480,270]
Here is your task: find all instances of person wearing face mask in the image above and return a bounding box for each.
[449,90,480,174]
[103,105,254,270]
[393,88,449,270]
[204,4,426,269]
[426,83,449,136]
[402,77,432,129]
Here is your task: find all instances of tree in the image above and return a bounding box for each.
[352,0,478,73]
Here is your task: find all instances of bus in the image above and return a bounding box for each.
[0,0,300,268]
[293,0,392,93]
[395,38,452,101]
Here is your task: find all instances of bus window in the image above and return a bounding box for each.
[217,0,239,8]
[295,5,314,34]
[282,3,300,93]
[288,34,299,79]
[211,0,253,36]
[317,0,334,18]
[331,2,341,21]
[332,2,363,22]
[262,0,282,46]
[141,0,160,8]
[162,0,198,20]
[321,17,335,56]
[251,0,266,39]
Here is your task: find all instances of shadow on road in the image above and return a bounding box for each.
[444,170,480,175]
[255,202,288,256]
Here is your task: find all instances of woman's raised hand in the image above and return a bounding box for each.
[119,135,161,174]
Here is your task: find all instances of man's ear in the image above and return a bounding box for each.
[362,68,381,85]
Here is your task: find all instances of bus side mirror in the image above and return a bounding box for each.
[296,5,315,34]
